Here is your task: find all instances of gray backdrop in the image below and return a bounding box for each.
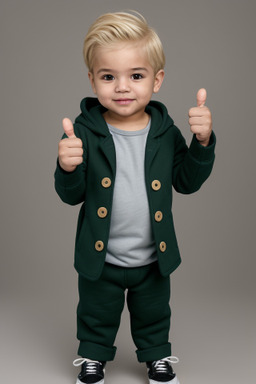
[1,0,255,383]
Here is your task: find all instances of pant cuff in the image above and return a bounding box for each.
[78,341,116,361]
[136,343,172,362]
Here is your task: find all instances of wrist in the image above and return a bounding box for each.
[198,138,210,147]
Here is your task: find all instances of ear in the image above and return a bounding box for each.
[88,72,97,94]
[153,69,165,93]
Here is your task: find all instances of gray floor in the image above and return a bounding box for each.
[1,278,255,383]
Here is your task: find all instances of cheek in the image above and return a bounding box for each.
[97,91,110,102]
[138,89,154,102]
[94,88,112,107]
[89,80,97,94]
[94,83,110,97]
[137,82,155,96]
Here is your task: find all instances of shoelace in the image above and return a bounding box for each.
[73,358,102,374]
[153,356,179,372]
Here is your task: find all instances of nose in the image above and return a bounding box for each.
[115,77,130,92]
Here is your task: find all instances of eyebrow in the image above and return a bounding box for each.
[131,67,149,72]
[96,67,149,75]
[96,69,112,74]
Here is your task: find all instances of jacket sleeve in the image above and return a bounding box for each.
[54,131,87,206]
[54,161,86,205]
[172,129,216,194]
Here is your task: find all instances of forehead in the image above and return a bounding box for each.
[92,42,152,71]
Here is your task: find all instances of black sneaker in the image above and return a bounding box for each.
[73,358,105,384]
[146,356,180,384]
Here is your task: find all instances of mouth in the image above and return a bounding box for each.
[114,99,134,105]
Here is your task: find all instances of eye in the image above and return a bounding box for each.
[102,74,115,81]
[132,73,143,80]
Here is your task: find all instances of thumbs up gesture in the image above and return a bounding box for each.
[188,88,212,147]
[58,118,83,172]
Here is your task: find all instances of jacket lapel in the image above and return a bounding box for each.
[145,136,160,176]
[99,135,116,175]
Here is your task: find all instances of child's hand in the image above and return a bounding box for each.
[58,118,83,172]
[188,88,212,146]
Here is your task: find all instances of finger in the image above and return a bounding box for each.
[189,117,204,126]
[190,125,204,134]
[189,105,210,117]
[69,157,84,166]
[197,88,207,107]
[62,117,76,138]
[189,107,205,117]
[62,137,83,148]
[65,147,83,157]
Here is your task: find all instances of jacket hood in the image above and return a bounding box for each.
[75,97,174,137]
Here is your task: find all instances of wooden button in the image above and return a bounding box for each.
[95,240,104,252]
[155,211,163,222]
[97,207,108,218]
[151,180,161,191]
[159,241,167,252]
[101,177,111,188]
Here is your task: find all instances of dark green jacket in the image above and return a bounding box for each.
[54,97,216,281]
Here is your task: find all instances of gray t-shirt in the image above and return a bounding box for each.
[106,121,157,268]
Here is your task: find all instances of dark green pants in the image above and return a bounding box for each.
[77,262,172,362]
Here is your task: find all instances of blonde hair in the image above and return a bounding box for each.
[83,11,165,74]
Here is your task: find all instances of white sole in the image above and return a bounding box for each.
[149,376,180,384]
[76,379,104,384]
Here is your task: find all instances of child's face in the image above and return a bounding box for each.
[88,42,164,125]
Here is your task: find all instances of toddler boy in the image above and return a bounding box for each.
[55,11,215,384]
